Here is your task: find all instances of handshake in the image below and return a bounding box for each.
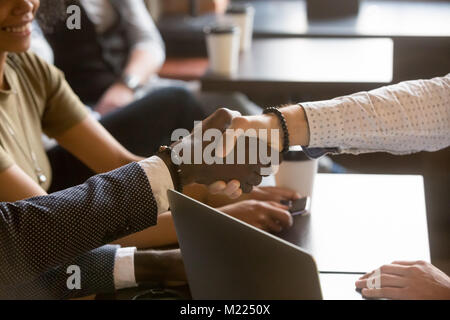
[157,108,287,198]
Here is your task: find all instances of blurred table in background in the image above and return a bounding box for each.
[242,0,450,82]
[201,37,393,105]
[159,0,449,82]
[249,0,450,38]
[159,57,209,81]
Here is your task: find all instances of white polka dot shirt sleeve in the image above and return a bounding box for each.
[139,156,174,214]
[302,74,450,155]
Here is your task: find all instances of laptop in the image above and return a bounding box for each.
[168,190,364,300]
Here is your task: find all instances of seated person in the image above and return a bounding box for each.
[37,0,166,114]
[0,0,297,299]
[33,0,262,117]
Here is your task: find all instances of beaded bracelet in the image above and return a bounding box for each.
[263,107,290,154]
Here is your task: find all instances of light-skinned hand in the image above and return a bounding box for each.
[355,260,450,300]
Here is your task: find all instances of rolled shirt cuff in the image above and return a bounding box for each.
[302,147,340,159]
[114,247,138,290]
[138,156,174,214]
[301,100,346,149]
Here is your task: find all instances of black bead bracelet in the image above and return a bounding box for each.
[263,107,290,154]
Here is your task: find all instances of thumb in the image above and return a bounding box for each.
[216,128,242,159]
[215,117,250,158]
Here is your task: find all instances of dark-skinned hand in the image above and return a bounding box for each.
[162,108,279,198]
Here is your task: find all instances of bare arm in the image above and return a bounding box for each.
[96,0,166,114]
[54,115,143,174]
[114,212,178,249]
[225,75,450,155]
[95,49,163,114]
[123,48,162,85]
[0,165,47,202]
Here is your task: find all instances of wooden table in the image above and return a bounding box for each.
[250,0,450,39]
[271,174,431,273]
[106,173,430,300]
[247,0,450,83]
[201,37,393,104]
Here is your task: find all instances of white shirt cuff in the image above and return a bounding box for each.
[139,156,174,214]
[113,247,138,290]
[301,99,345,148]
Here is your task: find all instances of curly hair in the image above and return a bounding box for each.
[36,0,73,32]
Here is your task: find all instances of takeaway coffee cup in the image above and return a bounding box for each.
[275,147,319,199]
[225,4,255,52]
[204,25,241,77]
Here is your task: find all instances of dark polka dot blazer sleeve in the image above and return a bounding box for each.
[0,162,158,289]
[1,245,119,300]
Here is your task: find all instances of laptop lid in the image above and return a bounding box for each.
[168,190,323,300]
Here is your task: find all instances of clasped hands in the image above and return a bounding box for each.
[167,108,285,199]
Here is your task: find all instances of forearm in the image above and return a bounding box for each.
[1,246,118,299]
[114,212,178,249]
[123,48,162,85]
[0,165,47,202]
[121,0,165,81]
[281,75,450,155]
[277,104,310,147]
[56,116,144,174]
[0,163,158,286]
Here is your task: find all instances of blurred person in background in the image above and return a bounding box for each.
[38,0,167,115]
[0,0,299,299]
[33,0,263,118]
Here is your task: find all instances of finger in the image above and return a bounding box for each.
[223,180,241,196]
[355,279,367,289]
[230,189,243,199]
[216,117,249,158]
[241,183,254,194]
[208,181,227,194]
[360,264,409,281]
[217,115,263,159]
[356,274,407,289]
[379,264,410,276]
[359,271,374,280]
[262,216,283,233]
[267,201,290,210]
[216,131,236,159]
[247,173,263,187]
[261,186,302,200]
[204,108,242,132]
[254,223,267,232]
[262,202,293,228]
[391,260,422,266]
[362,288,403,300]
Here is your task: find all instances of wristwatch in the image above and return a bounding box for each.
[120,73,142,92]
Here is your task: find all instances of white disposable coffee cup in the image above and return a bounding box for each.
[204,25,241,77]
[275,148,319,199]
[225,4,255,52]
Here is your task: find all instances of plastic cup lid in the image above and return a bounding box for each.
[282,149,311,161]
[226,4,254,14]
[204,25,240,35]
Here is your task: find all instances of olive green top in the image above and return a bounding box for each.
[0,52,89,191]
